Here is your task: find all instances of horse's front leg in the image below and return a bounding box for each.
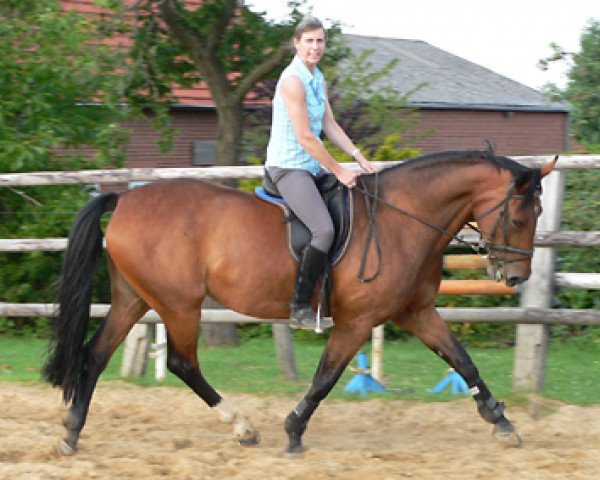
[284,322,373,455]
[395,305,522,447]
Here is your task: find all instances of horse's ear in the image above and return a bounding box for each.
[540,155,558,178]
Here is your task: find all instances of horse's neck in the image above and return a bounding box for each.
[390,164,482,216]
[380,163,490,249]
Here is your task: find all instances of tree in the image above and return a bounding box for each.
[0,0,129,172]
[0,0,129,334]
[540,18,600,146]
[323,48,425,152]
[121,0,289,166]
[121,0,350,167]
[538,18,600,328]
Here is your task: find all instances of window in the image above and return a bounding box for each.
[192,140,217,166]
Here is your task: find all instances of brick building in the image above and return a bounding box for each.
[346,35,569,156]
[61,1,569,166]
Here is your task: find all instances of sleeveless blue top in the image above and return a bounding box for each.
[265,55,325,176]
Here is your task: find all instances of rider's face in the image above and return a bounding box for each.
[294,28,326,71]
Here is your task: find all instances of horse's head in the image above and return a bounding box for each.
[473,157,558,286]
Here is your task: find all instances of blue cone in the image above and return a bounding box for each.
[344,352,386,396]
[432,369,469,395]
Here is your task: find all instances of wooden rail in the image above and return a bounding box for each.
[2,303,599,326]
[2,231,599,252]
[0,155,599,187]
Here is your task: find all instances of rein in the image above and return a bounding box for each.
[357,174,382,282]
[355,173,535,282]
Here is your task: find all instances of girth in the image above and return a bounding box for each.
[255,171,354,267]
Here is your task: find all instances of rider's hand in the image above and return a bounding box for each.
[335,168,359,189]
[355,152,377,174]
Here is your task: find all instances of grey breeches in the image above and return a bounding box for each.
[267,167,334,253]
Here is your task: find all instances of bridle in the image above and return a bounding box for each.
[471,180,536,280]
[356,173,536,282]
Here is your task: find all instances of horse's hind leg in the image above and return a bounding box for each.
[159,308,260,446]
[395,306,522,447]
[284,321,373,454]
[60,265,149,455]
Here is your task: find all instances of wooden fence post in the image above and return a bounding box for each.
[272,324,298,380]
[154,323,167,381]
[513,170,565,391]
[121,323,152,377]
[371,325,385,383]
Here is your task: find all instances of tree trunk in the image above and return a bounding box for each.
[272,324,297,380]
[201,323,239,347]
[200,104,245,347]
[214,102,244,167]
[201,298,239,347]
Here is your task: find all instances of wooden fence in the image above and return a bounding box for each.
[1,155,599,391]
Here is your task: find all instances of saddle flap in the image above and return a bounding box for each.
[255,175,354,266]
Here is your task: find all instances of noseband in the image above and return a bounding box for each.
[356,175,535,282]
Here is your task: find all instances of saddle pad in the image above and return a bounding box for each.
[255,186,353,266]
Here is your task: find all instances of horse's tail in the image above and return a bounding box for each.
[42,192,119,403]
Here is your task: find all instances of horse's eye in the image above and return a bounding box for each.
[512,219,525,228]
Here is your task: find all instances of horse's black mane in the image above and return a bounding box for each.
[379,149,541,206]
[381,149,528,175]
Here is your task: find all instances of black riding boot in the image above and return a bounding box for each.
[289,245,329,330]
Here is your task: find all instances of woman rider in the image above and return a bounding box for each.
[265,16,376,330]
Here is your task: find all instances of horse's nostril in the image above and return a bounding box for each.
[506,276,523,287]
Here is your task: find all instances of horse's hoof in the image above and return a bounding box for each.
[57,439,76,456]
[283,433,306,457]
[284,443,306,457]
[234,417,260,446]
[492,422,523,448]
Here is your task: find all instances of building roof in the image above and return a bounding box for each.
[343,35,568,112]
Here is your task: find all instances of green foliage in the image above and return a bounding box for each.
[236,154,263,193]
[554,168,600,313]
[324,50,423,152]
[324,134,420,164]
[0,185,113,336]
[0,2,127,335]
[540,19,600,144]
[566,20,600,144]
[324,47,425,154]
[0,0,129,171]
[371,135,421,161]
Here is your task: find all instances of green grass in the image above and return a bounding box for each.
[1,335,599,404]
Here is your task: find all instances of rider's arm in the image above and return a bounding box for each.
[321,87,376,174]
[280,75,357,186]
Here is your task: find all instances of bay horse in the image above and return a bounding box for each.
[43,150,557,455]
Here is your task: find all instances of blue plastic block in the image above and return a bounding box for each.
[432,369,469,395]
[344,352,386,396]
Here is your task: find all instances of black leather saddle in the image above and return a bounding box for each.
[255,170,354,266]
